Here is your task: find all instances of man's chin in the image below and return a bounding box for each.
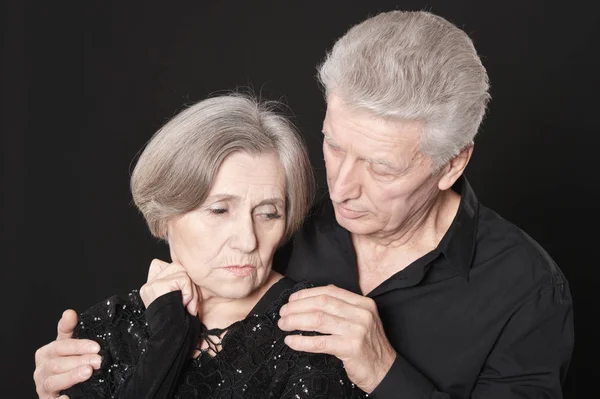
[334,212,376,235]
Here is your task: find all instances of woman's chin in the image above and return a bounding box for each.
[198,277,261,300]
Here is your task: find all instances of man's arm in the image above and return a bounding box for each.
[278,285,450,398]
[471,281,574,398]
[279,281,573,399]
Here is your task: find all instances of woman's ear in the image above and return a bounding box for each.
[164,225,180,263]
[169,246,180,263]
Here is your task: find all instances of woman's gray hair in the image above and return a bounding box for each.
[318,10,491,172]
[130,93,315,243]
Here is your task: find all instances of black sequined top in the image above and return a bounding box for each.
[63,277,367,399]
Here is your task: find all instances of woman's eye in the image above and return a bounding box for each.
[263,212,282,220]
[209,208,227,215]
[254,205,282,221]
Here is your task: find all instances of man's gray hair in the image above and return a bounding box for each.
[318,10,491,171]
[131,93,315,243]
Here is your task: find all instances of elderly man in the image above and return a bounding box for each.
[34,10,573,399]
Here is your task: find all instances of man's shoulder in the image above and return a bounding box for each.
[474,205,567,294]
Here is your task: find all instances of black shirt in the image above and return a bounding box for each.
[280,176,574,399]
[63,278,367,398]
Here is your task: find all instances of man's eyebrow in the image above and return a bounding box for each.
[324,131,406,171]
[323,133,340,146]
[363,157,396,168]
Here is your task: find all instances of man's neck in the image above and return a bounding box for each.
[352,189,461,294]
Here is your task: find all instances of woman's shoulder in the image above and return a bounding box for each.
[63,291,150,398]
[249,277,311,316]
[75,290,148,337]
[73,290,150,365]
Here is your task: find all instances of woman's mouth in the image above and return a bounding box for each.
[222,264,256,277]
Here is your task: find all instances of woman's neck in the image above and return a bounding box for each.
[196,271,283,330]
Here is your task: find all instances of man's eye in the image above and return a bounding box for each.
[326,141,341,152]
[370,165,396,179]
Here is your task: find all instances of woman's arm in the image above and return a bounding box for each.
[281,351,368,399]
[63,290,200,399]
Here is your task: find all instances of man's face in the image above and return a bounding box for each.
[322,94,441,238]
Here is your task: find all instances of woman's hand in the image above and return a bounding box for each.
[140,259,201,316]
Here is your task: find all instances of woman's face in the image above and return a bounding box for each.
[167,151,287,299]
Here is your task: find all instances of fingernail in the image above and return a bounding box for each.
[79,366,92,378]
[87,343,100,352]
[90,356,102,368]
[279,304,287,315]
[289,293,297,301]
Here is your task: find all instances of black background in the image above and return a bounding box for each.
[3,1,598,398]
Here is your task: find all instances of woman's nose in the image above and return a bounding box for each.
[229,217,258,253]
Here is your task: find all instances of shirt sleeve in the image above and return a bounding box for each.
[370,281,573,399]
[471,281,573,398]
[64,290,200,399]
[369,354,452,399]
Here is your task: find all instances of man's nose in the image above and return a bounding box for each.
[329,156,361,203]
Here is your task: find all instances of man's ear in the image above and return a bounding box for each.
[438,145,473,191]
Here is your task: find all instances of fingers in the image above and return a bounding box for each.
[142,260,199,313]
[45,354,102,374]
[39,365,94,396]
[152,261,197,314]
[180,276,199,316]
[280,289,377,335]
[278,310,352,335]
[147,258,171,282]
[49,339,100,358]
[56,310,78,340]
[280,293,355,319]
[283,333,344,356]
[288,285,369,307]
[187,282,199,316]
[150,260,187,282]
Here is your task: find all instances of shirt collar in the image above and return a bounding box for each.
[437,175,479,278]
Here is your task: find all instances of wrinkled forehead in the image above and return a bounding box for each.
[209,151,287,201]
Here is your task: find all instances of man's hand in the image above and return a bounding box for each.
[33,310,101,399]
[278,284,396,393]
[140,259,201,316]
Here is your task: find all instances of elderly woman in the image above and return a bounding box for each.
[58,94,366,398]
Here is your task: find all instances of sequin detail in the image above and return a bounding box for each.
[67,284,367,398]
